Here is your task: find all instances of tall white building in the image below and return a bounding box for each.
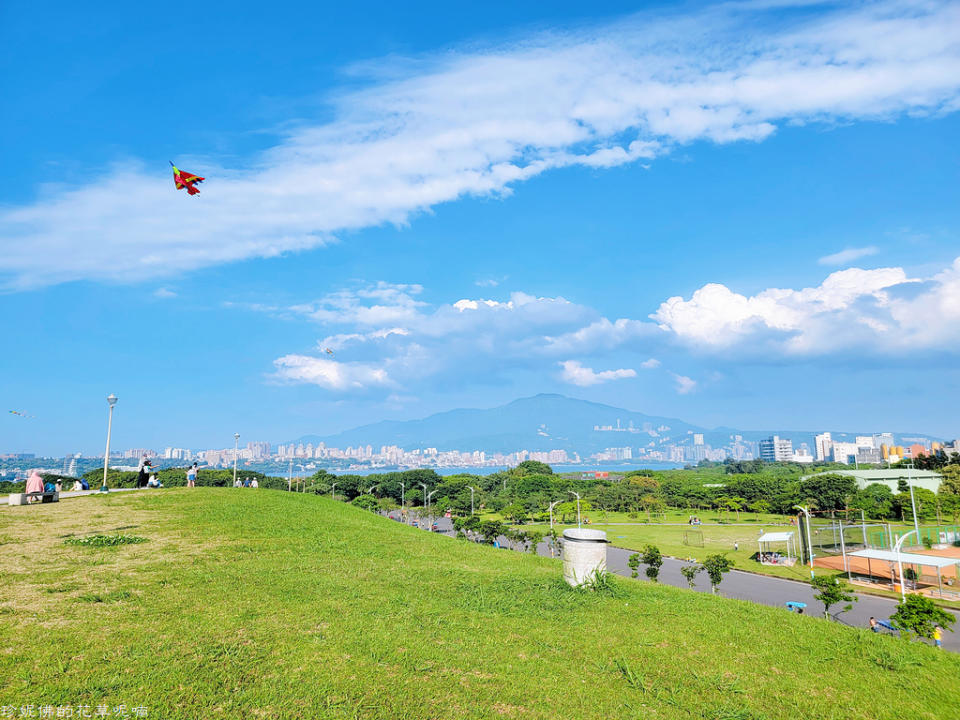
[831,441,859,464]
[814,432,832,461]
[759,435,794,462]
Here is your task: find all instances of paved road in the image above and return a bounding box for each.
[395,512,958,652]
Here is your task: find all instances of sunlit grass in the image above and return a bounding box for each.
[0,489,956,719]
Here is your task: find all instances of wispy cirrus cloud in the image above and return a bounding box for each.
[818,246,879,266]
[2,1,959,288]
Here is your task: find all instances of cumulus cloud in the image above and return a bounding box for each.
[559,360,637,387]
[639,358,661,369]
[818,246,879,266]
[651,260,960,354]
[3,1,960,288]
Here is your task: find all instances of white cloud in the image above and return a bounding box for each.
[272,355,392,391]
[475,276,507,288]
[651,260,960,354]
[3,1,960,288]
[671,373,697,394]
[153,287,177,299]
[639,358,661,369]
[818,246,879,266]
[559,360,637,387]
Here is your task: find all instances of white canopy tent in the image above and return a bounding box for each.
[758,531,796,565]
[849,549,960,597]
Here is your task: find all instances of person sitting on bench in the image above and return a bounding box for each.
[25,469,45,503]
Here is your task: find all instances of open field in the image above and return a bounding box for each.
[2,489,958,719]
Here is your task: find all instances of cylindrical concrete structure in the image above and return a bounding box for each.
[561,528,608,587]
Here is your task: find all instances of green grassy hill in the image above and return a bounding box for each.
[1,489,955,719]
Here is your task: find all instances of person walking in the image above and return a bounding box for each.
[136,458,152,489]
[186,463,198,488]
[933,624,943,649]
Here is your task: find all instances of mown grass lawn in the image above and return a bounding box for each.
[1,489,957,719]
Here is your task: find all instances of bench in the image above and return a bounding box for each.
[8,491,59,506]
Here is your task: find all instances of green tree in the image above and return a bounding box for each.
[939,465,960,495]
[351,494,379,512]
[748,499,772,515]
[640,544,663,582]
[501,503,528,524]
[800,474,857,511]
[701,554,734,594]
[810,576,857,620]
[680,564,701,589]
[890,595,955,640]
[627,553,640,579]
[514,460,553,476]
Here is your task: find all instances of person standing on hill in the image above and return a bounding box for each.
[186,463,198,488]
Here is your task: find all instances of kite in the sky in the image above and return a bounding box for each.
[170,161,204,196]
[324,348,335,356]
[9,410,35,418]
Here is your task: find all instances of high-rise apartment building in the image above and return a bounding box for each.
[759,435,793,462]
[814,432,832,461]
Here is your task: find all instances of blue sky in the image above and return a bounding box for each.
[2,0,960,456]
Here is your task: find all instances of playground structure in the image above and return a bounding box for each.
[800,511,960,599]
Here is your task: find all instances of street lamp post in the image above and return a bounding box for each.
[467,486,475,516]
[907,463,921,544]
[427,489,440,530]
[330,482,337,500]
[400,482,405,519]
[894,529,919,602]
[287,461,292,491]
[233,433,240,488]
[100,394,118,493]
[794,505,815,577]
[568,491,582,529]
[548,500,561,529]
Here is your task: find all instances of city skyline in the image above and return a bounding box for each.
[2,1,960,454]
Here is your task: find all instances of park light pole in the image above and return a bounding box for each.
[894,529,919,602]
[233,433,240,488]
[907,462,921,543]
[427,489,440,529]
[548,500,562,530]
[568,491,582,529]
[399,482,405,517]
[100,394,118,493]
[467,486,475,516]
[330,482,337,500]
[794,505,815,578]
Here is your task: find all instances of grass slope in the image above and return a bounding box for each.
[1,490,956,719]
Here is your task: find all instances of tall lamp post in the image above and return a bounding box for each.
[427,489,440,529]
[419,482,428,516]
[100,394,118,493]
[233,433,240,488]
[548,500,562,530]
[467,486,475,516]
[399,482,406,520]
[894,529,919,602]
[330,482,337,500]
[287,460,292,492]
[794,505,815,578]
[907,463,921,544]
[568,491,582,529]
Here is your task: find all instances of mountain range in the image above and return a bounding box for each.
[286,393,938,455]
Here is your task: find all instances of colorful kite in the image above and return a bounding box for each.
[324,348,335,356]
[9,410,35,418]
[170,161,204,196]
